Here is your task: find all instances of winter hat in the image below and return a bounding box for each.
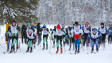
[74,22,78,26]
[38,23,40,25]
[92,28,97,32]
[85,22,89,26]
[54,26,56,29]
[57,24,61,30]
[43,24,46,28]
[62,24,64,27]
[27,23,31,26]
[101,23,104,25]
[12,20,16,25]
[68,26,72,30]
[22,21,25,24]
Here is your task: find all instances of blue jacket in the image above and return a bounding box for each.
[108,28,112,35]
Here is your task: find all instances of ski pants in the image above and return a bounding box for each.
[108,35,112,44]
[43,35,48,45]
[101,34,106,43]
[38,34,41,45]
[75,39,80,50]
[63,35,69,46]
[74,34,81,50]
[32,35,36,45]
[28,39,33,48]
[53,35,57,45]
[57,36,62,49]
[7,38,11,50]
[83,33,89,46]
[90,39,99,50]
[22,33,26,43]
[100,34,106,47]
[11,33,18,49]
[69,37,75,49]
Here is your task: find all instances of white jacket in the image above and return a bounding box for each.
[56,29,64,36]
[73,26,83,34]
[11,24,18,34]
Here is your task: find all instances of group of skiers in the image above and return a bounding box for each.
[5,20,112,54]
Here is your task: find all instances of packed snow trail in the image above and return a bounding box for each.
[0,43,112,63]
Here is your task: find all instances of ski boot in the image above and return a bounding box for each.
[42,43,45,50]
[91,48,94,53]
[10,48,14,53]
[52,41,55,48]
[46,44,48,50]
[96,48,99,52]
[26,47,29,52]
[30,47,33,53]
[17,44,19,50]
[61,49,63,54]
[78,49,80,53]
[56,48,59,53]
[74,49,77,54]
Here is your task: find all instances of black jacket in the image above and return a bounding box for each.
[37,25,42,35]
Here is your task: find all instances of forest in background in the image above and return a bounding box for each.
[35,0,112,26]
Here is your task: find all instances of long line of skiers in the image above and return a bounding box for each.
[5,20,112,54]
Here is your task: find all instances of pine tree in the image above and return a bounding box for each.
[0,0,38,24]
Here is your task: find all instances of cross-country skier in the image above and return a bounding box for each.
[21,21,27,43]
[82,22,91,49]
[73,22,83,53]
[98,23,107,48]
[68,26,74,50]
[26,23,35,53]
[61,24,68,46]
[36,23,42,45]
[89,28,101,53]
[56,24,64,54]
[51,26,57,48]
[108,23,112,44]
[42,24,49,50]
[9,20,20,53]
[31,22,37,48]
[5,26,12,52]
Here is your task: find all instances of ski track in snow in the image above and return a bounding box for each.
[0,25,112,63]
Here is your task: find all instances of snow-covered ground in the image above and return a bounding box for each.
[0,25,112,63]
